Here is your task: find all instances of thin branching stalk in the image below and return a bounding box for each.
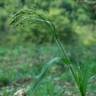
[9,8,91,96]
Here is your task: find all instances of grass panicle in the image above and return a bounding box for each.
[9,7,93,96]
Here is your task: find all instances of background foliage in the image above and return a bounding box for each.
[0,0,96,45]
[0,0,96,96]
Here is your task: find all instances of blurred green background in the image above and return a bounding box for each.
[0,0,96,45]
[0,0,96,96]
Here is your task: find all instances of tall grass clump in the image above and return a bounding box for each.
[9,7,94,96]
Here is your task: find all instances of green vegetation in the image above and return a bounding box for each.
[0,0,96,96]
